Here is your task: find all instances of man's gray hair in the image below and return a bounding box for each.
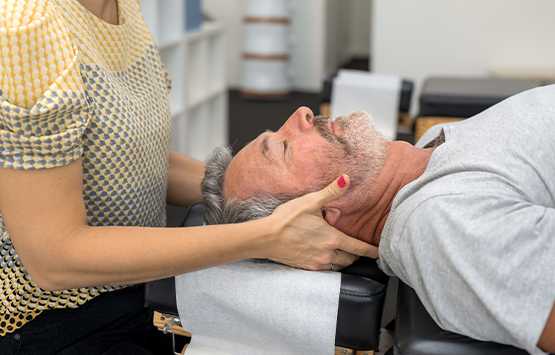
[201,146,290,225]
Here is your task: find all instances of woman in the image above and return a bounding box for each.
[0,0,378,353]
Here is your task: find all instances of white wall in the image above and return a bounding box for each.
[372,0,555,114]
[346,0,371,58]
[203,0,247,88]
[325,1,358,78]
[290,0,328,91]
[205,0,371,92]
[294,0,371,91]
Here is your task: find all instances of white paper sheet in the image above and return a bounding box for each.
[175,260,341,355]
[330,69,402,140]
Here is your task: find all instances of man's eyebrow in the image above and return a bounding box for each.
[261,135,270,158]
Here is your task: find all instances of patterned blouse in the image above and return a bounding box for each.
[0,0,172,335]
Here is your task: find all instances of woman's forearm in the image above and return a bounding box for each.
[38,175,377,291]
[166,150,206,207]
[31,219,273,291]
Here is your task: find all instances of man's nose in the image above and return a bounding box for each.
[282,107,314,134]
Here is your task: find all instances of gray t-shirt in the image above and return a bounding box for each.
[378,84,555,354]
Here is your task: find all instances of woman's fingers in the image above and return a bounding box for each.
[336,233,380,259]
[319,250,359,272]
[308,174,379,259]
[305,174,350,213]
[266,173,378,271]
[318,242,378,272]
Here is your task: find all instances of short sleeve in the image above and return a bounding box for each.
[0,1,90,169]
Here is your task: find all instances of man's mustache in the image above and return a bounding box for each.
[313,115,351,153]
[313,115,335,143]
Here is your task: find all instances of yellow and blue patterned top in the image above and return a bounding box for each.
[0,0,172,335]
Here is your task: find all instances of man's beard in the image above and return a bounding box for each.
[310,111,388,192]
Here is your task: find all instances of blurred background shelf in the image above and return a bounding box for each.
[140,0,228,162]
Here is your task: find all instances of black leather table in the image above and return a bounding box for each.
[418,77,537,118]
[415,77,538,141]
[392,281,534,355]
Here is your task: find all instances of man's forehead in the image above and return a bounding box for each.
[223,138,275,200]
[222,145,249,200]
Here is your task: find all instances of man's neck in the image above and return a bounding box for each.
[336,141,435,245]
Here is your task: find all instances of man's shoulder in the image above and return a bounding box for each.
[384,180,527,259]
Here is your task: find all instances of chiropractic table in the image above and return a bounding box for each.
[145,203,390,354]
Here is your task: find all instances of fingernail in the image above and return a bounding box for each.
[338,175,346,188]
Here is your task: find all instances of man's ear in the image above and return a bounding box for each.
[322,207,342,226]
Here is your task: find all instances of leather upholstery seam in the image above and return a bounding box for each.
[340,290,385,298]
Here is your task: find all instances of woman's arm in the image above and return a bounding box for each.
[166,150,205,207]
[0,158,377,292]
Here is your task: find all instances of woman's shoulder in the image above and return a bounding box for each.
[0,1,61,30]
[0,1,79,109]
[0,1,72,53]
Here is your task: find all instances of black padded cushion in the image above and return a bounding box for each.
[341,256,389,286]
[336,274,386,350]
[144,276,177,315]
[145,203,388,351]
[419,77,537,118]
[393,281,529,355]
[178,202,204,227]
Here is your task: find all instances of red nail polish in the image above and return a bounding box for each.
[338,175,346,188]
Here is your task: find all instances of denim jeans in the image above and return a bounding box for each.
[0,285,157,355]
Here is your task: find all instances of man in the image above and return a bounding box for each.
[200,85,555,354]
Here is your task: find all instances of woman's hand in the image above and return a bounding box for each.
[263,175,379,271]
